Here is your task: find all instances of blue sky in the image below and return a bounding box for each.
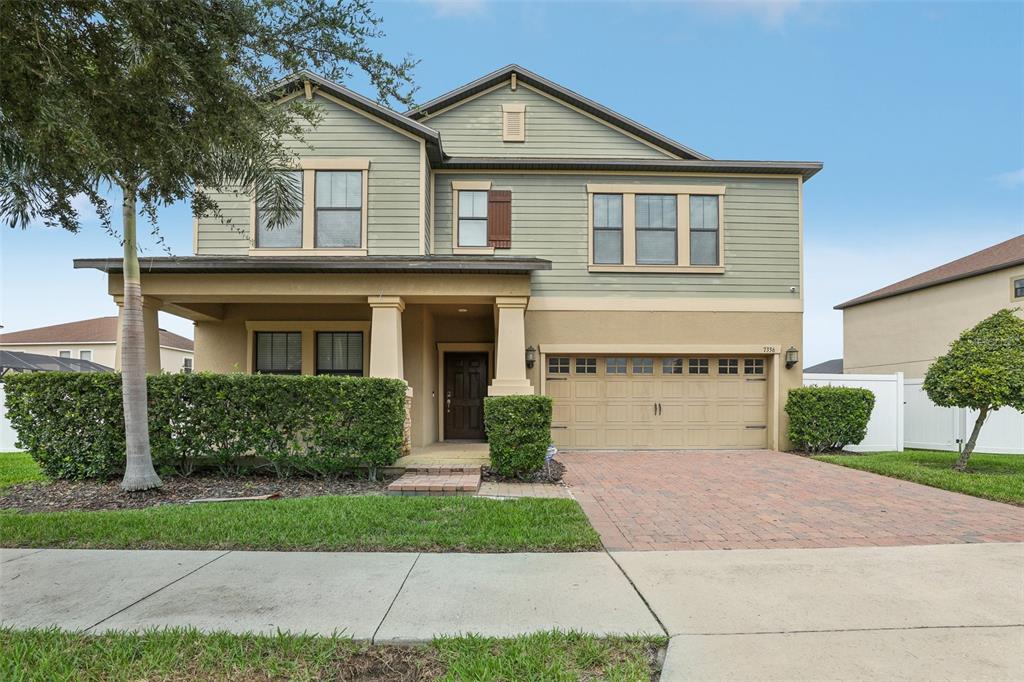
[1,0,1021,365]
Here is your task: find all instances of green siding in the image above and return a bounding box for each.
[196,95,422,255]
[423,84,676,159]
[423,159,432,254]
[434,173,801,298]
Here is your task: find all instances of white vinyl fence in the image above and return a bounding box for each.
[0,384,22,452]
[802,373,1024,455]
[803,373,904,452]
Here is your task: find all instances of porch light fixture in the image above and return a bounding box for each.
[785,346,799,369]
[525,346,536,369]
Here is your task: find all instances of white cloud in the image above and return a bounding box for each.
[420,0,486,17]
[994,168,1024,188]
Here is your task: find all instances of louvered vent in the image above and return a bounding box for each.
[502,104,525,142]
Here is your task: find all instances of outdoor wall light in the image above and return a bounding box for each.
[785,346,799,369]
[525,346,536,369]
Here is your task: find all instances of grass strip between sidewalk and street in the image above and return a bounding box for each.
[813,449,1024,505]
[0,493,601,552]
[0,627,667,682]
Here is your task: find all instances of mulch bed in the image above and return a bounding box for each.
[0,473,391,514]
[482,458,565,484]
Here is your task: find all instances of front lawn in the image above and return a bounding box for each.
[0,452,46,489]
[813,449,1024,505]
[0,494,601,552]
[0,628,666,681]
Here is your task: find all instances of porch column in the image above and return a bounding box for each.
[114,297,161,374]
[488,296,534,396]
[368,296,405,379]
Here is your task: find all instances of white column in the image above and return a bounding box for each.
[488,296,534,396]
[368,296,405,379]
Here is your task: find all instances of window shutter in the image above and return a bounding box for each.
[487,190,512,248]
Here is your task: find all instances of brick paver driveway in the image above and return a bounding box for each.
[560,450,1024,551]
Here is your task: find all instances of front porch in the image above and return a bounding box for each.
[395,441,490,469]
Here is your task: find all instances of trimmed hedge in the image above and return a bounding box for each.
[3,372,407,480]
[785,386,875,454]
[484,394,553,477]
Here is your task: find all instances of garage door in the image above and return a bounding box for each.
[546,355,769,449]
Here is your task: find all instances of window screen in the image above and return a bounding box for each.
[254,332,302,375]
[593,194,623,264]
[316,332,363,376]
[635,195,677,265]
[458,190,488,247]
[255,171,303,248]
[315,171,362,248]
[690,195,719,266]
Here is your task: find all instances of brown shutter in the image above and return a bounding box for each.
[487,190,512,248]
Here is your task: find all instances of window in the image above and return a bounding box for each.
[606,357,627,374]
[633,357,654,375]
[316,332,363,376]
[1015,278,1024,299]
[719,358,739,375]
[183,357,193,374]
[256,170,303,248]
[744,358,765,375]
[58,350,71,359]
[548,356,570,374]
[254,332,302,375]
[690,195,720,266]
[458,190,489,247]
[688,358,708,375]
[593,194,623,264]
[662,357,684,374]
[575,357,597,374]
[635,195,677,265]
[79,350,92,361]
[315,171,362,248]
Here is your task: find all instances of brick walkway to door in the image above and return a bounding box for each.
[560,450,1024,551]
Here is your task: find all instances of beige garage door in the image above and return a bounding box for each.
[546,355,769,449]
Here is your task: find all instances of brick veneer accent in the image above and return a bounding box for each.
[387,466,481,495]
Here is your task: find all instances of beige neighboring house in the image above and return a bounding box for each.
[837,235,1024,377]
[0,316,194,373]
[74,65,821,451]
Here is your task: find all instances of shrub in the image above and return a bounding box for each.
[785,386,875,454]
[3,372,407,480]
[484,394,553,477]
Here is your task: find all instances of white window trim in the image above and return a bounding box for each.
[79,349,93,361]
[58,349,72,359]
[249,158,370,256]
[586,184,726,273]
[1012,275,1024,302]
[451,180,495,254]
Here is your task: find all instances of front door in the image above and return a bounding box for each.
[444,352,488,440]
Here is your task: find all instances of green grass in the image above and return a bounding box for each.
[0,494,601,552]
[813,449,1024,505]
[0,627,666,681]
[0,452,46,489]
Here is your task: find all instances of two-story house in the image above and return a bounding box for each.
[76,65,821,452]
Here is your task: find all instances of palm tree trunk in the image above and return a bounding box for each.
[955,405,989,472]
[119,186,162,491]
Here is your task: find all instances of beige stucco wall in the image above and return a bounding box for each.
[0,342,193,373]
[843,266,1024,377]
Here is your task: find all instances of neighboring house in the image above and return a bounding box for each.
[837,235,1024,377]
[75,65,821,451]
[0,316,194,374]
[804,358,843,374]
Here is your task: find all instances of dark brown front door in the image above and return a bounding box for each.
[444,352,487,440]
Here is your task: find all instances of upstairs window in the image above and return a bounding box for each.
[256,171,303,248]
[635,195,677,265]
[316,332,363,376]
[690,195,720,266]
[1015,278,1024,300]
[58,350,71,359]
[593,194,623,264]
[458,190,489,247]
[315,171,362,248]
[254,332,302,375]
[79,350,92,361]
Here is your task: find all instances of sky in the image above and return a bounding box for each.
[1,0,1022,366]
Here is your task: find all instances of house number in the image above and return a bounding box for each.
[763,346,777,353]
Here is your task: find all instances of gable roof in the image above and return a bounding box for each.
[404,64,710,161]
[0,316,194,352]
[804,358,844,374]
[836,234,1024,310]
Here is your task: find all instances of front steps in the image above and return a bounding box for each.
[386,466,482,496]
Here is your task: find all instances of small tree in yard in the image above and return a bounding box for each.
[924,309,1024,471]
[0,0,415,490]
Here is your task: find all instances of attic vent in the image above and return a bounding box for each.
[502,103,525,142]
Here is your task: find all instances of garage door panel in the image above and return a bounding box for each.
[717,381,741,399]
[606,403,630,423]
[741,428,768,447]
[574,381,603,399]
[662,381,685,399]
[606,381,630,399]
[631,382,654,399]
[605,428,630,448]
[574,404,600,424]
[547,380,571,399]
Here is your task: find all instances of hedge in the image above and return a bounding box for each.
[484,394,553,477]
[3,372,407,480]
[785,386,875,454]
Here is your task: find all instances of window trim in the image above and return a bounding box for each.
[315,331,365,376]
[451,180,495,254]
[58,349,72,359]
[592,193,624,265]
[1012,276,1024,302]
[79,349,93,361]
[249,158,369,256]
[586,183,725,273]
[635,194,678,266]
[245,321,371,376]
[252,331,303,375]
[314,170,364,250]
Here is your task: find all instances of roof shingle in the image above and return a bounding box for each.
[0,316,194,351]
